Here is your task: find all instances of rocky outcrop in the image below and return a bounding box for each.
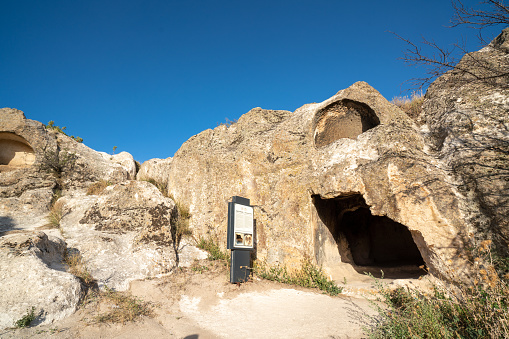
[57,180,205,291]
[0,232,84,329]
[0,108,136,232]
[165,81,469,280]
[422,28,509,254]
[137,157,173,186]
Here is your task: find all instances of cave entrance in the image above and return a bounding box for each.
[313,194,425,279]
[0,132,35,172]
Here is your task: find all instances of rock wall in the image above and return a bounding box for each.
[422,28,509,254]
[0,108,136,231]
[164,81,470,280]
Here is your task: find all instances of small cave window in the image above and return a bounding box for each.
[313,193,425,278]
[313,99,380,147]
[0,132,35,171]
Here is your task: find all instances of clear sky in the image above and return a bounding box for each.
[1,0,505,162]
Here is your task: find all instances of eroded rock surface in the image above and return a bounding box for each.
[163,81,469,280]
[57,180,202,291]
[0,232,84,329]
[137,157,173,186]
[422,28,509,253]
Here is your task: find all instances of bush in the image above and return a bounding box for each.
[255,259,343,296]
[391,91,424,121]
[46,120,83,143]
[196,237,230,262]
[38,146,77,178]
[14,306,35,328]
[365,241,509,338]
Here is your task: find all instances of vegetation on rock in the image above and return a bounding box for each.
[365,242,509,338]
[46,120,83,143]
[196,237,230,262]
[391,91,423,121]
[255,259,343,296]
[86,180,112,195]
[14,306,36,329]
[92,287,153,324]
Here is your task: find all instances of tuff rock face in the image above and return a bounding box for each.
[164,81,470,280]
[0,108,136,231]
[57,180,182,291]
[137,157,173,186]
[0,109,207,328]
[0,232,84,329]
[422,28,509,254]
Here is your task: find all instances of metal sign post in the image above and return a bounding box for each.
[227,196,254,283]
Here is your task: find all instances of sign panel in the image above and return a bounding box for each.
[233,203,254,248]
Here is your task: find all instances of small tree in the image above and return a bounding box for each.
[393,0,509,91]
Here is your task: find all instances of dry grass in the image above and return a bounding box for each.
[47,200,64,229]
[365,241,509,338]
[64,251,95,287]
[141,178,169,197]
[86,180,112,195]
[93,287,154,324]
[391,91,424,121]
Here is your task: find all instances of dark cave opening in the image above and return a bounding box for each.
[313,194,425,278]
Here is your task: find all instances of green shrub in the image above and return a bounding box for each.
[46,120,83,143]
[14,306,35,328]
[38,147,77,177]
[196,237,230,262]
[365,242,509,338]
[255,259,343,296]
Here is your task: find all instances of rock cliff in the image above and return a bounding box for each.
[163,81,469,280]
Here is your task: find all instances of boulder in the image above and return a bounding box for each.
[0,231,84,329]
[136,157,173,186]
[165,81,471,280]
[58,180,182,290]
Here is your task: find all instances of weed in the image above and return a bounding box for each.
[196,237,230,262]
[391,91,424,121]
[255,259,343,296]
[46,120,83,143]
[47,200,63,229]
[86,180,112,195]
[191,263,210,274]
[14,306,35,328]
[64,250,95,287]
[94,287,153,324]
[38,146,77,178]
[141,178,169,197]
[364,242,509,338]
[217,118,237,127]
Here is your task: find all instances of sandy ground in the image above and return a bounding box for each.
[0,260,395,339]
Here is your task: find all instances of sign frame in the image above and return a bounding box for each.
[227,196,254,250]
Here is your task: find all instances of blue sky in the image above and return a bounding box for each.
[1,1,505,162]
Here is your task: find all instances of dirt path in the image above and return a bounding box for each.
[1,261,379,339]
